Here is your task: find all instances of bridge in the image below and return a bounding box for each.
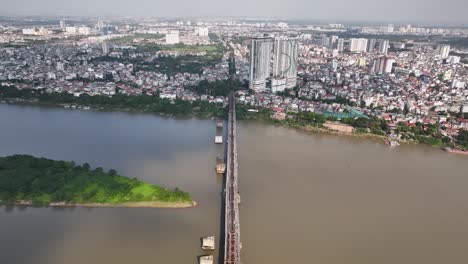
[222,93,241,264]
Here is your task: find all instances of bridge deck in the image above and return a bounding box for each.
[223,93,241,264]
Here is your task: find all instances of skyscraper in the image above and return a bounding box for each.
[438,45,451,59]
[321,35,330,48]
[102,42,109,54]
[349,38,368,52]
[271,37,298,92]
[337,39,344,52]
[384,58,395,73]
[59,20,66,30]
[249,37,273,91]
[329,36,339,49]
[370,57,394,74]
[97,19,104,29]
[368,39,377,52]
[379,40,389,55]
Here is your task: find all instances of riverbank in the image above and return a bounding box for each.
[1,96,465,153]
[0,200,198,209]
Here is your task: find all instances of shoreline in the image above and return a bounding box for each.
[0,200,198,209]
[0,99,222,120]
[2,99,466,154]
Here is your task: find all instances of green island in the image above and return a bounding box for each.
[0,155,194,208]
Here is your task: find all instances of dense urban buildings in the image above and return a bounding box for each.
[0,17,467,147]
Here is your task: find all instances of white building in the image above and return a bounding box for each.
[102,42,109,54]
[384,58,395,73]
[196,27,209,37]
[65,27,77,34]
[446,56,460,64]
[368,39,377,52]
[452,80,466,88]
[337,39,344,52]
[370,57,393,74]
[249,37,273,91]
[22,28,37,35]
[166,31,180,44]
[60,20,66,30]
[379,40,389,55]
[321,35,330,48]
[271,37,298,92]
[78,27,91,35]
[438,45,451,59]
[349,38,368,52]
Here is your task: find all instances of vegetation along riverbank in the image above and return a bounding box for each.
[0,155,194,208]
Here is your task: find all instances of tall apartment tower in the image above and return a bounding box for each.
[249,37,273,91]
[379,40,390,55]
[349,38,368,52]
[59,20,66,30]
[102,42,109,54]
[438,45,451,59]
[369,56,394,74]
[368,39,377,52]
[337,39,344,52]
[271,37,298,93]
[321,35,330,48]
[329,36,339,49]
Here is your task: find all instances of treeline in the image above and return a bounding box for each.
[396,122,448,147]
[457,130,468,150]
[0,85,227,118]
[0,155,191,206]
[285,112,389,135]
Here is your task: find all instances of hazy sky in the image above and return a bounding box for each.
[1,0,467,24]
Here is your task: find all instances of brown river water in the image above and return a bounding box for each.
[0,104,467,264]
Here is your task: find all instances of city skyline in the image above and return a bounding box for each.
[1,0,468,25]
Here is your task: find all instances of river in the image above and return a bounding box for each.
[0,103,467,264]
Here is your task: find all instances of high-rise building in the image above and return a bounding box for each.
[447,56,461,64]
[438,45,451,59]
[337,39,344,52]
[329,36,339,49]
[349,38,368,52]
[102,42,109,54]
[60,20,66,30]
[271,37,298,92]
[166,31,180,44]
[384,58,395,73]
[97,19,104,29]
[368,39,377,52]
[370,57,394,74]
[379,40,389,55]
[321,35,330,48]
[249,37,273,91]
